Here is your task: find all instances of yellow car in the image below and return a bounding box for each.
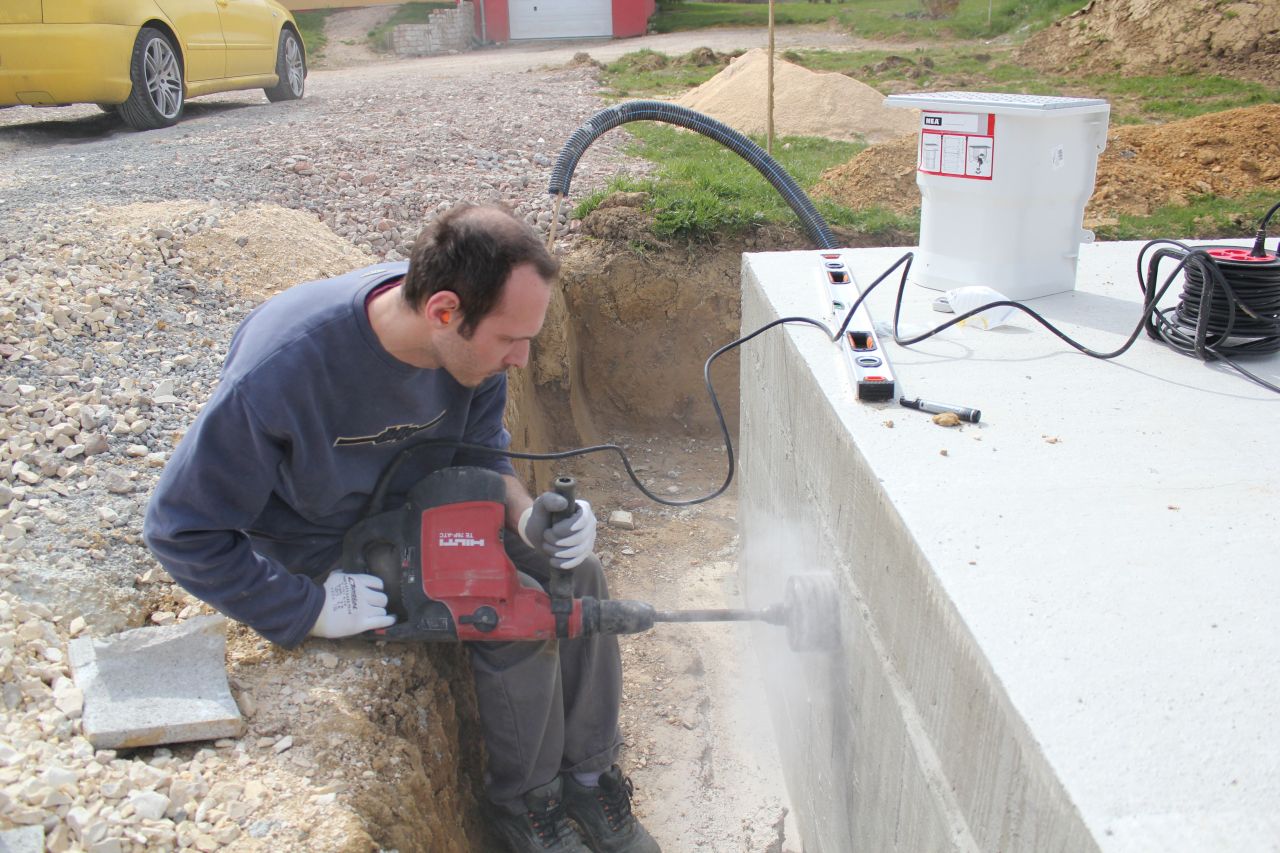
[0,0,306,130]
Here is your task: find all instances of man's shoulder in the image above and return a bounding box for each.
[225,262,408,382]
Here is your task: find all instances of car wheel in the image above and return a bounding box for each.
[264,28,305,103]
[119,27,184,131]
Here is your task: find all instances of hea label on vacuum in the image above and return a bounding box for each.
[918,111,995,181]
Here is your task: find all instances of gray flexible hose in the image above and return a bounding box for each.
[548,100,838,250]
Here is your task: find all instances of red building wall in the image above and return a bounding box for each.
[474,0,511,43]
[612,0,655,37]
[473,0,653,42]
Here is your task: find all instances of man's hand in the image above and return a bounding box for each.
[518,492,598,570]
[310,571,397,638]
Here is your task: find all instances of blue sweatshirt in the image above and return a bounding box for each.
[143,263,516,649]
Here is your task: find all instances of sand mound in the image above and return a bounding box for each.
[811,105,1280,221]
[1018,0,1280,87]
[672,48,918,144]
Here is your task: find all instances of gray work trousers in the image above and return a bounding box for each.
[468,536,623,810]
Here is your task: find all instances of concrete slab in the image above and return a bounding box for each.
[739,241,1280,852]
[0,826,44,853]
[68,614,245,749]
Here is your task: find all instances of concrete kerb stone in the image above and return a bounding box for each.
[68,614,245,750]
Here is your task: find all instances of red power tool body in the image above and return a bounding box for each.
[342,466,608,643]
[341,465,830,650]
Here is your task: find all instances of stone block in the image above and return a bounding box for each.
[0,826,44,853]
[69,615,244,749]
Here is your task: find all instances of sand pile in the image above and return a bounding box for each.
[811,105,1280,221]
[672,48,918,144]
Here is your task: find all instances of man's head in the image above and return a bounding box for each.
[404,204,559,387]
[404,203,560,339]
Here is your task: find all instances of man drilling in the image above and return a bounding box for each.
[143,204,660,853]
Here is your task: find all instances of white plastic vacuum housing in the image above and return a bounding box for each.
[885,91,1110,301]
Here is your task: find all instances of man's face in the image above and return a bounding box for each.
[436,262,552,388]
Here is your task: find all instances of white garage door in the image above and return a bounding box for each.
[508,0,612,39]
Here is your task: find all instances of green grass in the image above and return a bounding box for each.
[367,1,455,46]
[576,124,915,240]
[1094,191,1278,242]
[603,49,743,98]
[651,0,1087,39]
[292,10,334,59]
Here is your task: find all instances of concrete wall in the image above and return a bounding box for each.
[738,255,1092,852]
[737,243,1280,852]
[387,1,474,57]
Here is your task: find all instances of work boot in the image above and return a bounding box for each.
[488,776,591,852]
[562,766,661,853]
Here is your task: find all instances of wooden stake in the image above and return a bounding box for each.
[767,0,775,156]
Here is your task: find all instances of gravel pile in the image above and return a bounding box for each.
[0,59,648,850]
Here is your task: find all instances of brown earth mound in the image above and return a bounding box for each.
[672,48,919,144]
[1091,104,1280,217]
[812,105,1280,222]
[1018,0,1280,87]
[811,133,920,215]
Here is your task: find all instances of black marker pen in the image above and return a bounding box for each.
[899,397,981,423]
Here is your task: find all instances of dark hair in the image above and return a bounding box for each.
[403,203,560,338]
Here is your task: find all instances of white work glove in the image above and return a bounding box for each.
[518,492,597,570]
[309,571,397,638]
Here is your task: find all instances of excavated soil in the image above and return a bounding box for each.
[1018,0,1280,87]
[1090,104,1280,217]
[811,133,921,216]
[813,104,1280,224]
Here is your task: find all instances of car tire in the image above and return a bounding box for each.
[264,28,305,103]
[119,27,184,131]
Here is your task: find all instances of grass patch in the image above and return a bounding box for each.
[367,1,455,47]
[292,10,334,59]
[602,49,740,98]
[1093,191,1278,242]
[652,0,1087,39]
[577,124,915,240]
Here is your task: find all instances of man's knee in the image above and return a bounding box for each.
[571,554,609,599]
